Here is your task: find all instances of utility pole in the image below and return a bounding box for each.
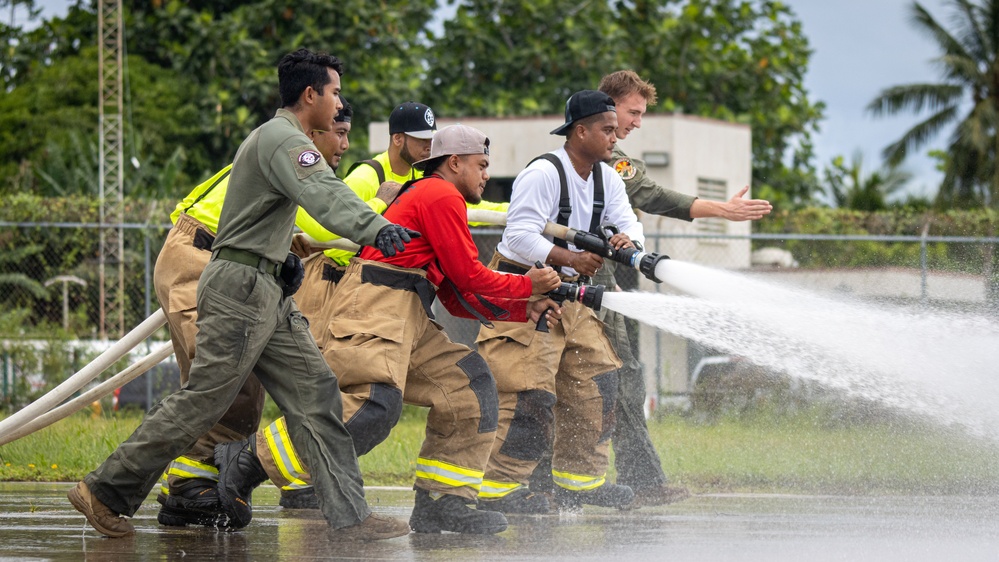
[98,0,124,339]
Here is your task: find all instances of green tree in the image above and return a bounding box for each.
[120,0,437,174]
[424,0,623,117]
[426,0,825,207]
[823,152,912,211]
[0,47,205,196]
[616,0,825,208]
[867,0,999,209]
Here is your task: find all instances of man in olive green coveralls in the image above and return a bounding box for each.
[67,49,415,541]
[595,70,772,507]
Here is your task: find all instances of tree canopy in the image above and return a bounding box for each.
[868,0,999,209]
[2,0,824,207]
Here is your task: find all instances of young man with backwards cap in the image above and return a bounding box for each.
[327,123,562,534]
[475,90,644,514]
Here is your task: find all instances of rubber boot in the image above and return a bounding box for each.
[214,437,268,529]
[157,477,230,528]
[477,487,551,514]
[554,482,634,511]
[409,488,508,534]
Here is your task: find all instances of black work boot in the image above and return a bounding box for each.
[214,437,269,529]
[477,488,551,514]
[409,488,508,534]
[157,478,231,528]
[279,487,319,509]
[620,484,691,510]
[554,482,634,511]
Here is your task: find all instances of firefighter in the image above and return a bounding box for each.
[475,90,643,514]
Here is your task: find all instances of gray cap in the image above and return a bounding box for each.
[412,124,490,171]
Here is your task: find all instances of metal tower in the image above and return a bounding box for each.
[97,0,124,339]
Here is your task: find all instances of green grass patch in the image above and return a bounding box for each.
[3,406,998,495]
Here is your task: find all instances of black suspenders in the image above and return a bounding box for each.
[527,153,606,239]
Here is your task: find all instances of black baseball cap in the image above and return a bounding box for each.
[389,101,436,139]
[334,95,352,123]
[550,90,617,136]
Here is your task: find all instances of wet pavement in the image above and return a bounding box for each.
[2,482,997,561]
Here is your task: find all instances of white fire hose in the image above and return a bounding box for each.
[0,342,173,446]
[0,308,167,443]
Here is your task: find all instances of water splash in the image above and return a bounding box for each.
[603,260,999,437]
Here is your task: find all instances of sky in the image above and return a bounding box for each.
[784,0,951,201]
[16,0,956,200]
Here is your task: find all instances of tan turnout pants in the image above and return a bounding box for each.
[476,252,621,498]
[259,258,499,501]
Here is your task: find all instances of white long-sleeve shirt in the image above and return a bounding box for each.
[497,147,645,277]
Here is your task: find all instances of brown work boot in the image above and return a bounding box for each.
[621,484,691,510]
[68,481,135,538]
[329,513,411,541]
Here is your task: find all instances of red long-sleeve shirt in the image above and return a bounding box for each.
[359,175,533,322]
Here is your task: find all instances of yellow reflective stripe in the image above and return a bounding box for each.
[159,472,169,496]
[262,419,310,490]
[415,458,483,490]
[167,456,219,480]
[552,469,605,491]
[478,479,523,499]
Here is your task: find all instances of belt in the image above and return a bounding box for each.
[212,247,282,277]
[497,261,529,275]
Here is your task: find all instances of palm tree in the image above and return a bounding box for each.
[824,151,912,211]
[867,0,999,209]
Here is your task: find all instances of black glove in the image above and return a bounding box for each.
[279,252,305,297]
[375,224,421,257]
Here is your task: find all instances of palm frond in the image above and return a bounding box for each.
[867,83,963,117]
[911,2,977,61]
[947,0,988,60]
[882,105,960,165]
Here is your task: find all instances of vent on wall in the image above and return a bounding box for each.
[696,178,727,235]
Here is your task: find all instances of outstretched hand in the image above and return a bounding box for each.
[723,186,773,221]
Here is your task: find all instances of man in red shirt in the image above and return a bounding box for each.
[232,124,561,534]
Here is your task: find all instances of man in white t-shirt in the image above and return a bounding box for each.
[475,90,642,514]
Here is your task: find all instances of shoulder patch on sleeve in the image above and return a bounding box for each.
[613,158,637,181]
[289,145,329,180]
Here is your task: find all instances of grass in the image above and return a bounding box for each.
[2,406,998,495]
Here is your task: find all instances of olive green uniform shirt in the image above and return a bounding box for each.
[607,144,696,221]
[215,108,391,263]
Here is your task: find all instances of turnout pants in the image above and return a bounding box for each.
[476,252,622,500]
[153,213,265,491]
[86,257,370,529]
[592,264,668,490]
[258,259,499,502]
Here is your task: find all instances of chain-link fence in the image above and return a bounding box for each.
[2,221,998,410]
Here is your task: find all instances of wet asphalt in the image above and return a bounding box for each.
[1,482,997,561]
